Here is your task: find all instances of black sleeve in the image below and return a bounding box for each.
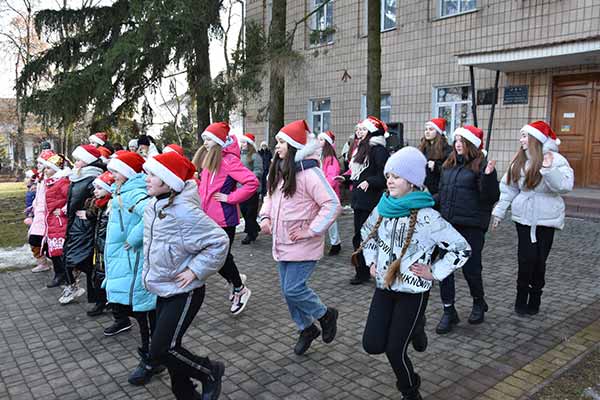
[366,146,390,190]
[479,164,500,205]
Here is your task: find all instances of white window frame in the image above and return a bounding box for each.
[309,0,334,46]
[432,85,472,142]
[361,94,392,123]
[308,98,331,134]
[438,0,476,18]
[363,0,397,33]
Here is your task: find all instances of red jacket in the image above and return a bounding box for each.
[44,175,70,257]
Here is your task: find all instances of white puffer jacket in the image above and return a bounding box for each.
[361,207,471,293]
[492,150,574,243]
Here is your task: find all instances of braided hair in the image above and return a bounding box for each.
[157,191,178,219]
[351,216,383,267]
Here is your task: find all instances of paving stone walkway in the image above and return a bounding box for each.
[1,210,599,400]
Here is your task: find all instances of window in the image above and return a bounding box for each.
[433,86,472,141]
[439,0,476,17]
[310,0,334,46]
[364,0,397,33]
[361,94,392,123]
[308,98,331,134]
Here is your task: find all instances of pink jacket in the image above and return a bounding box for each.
[198,137,259,227]
[259,160,342,262]
[29,180,47,237]
[321,155,341,200]
[44,176,69,257]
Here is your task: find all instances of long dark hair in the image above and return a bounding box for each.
[353,132,373,164]
[419,134,449,160]
[321,140,337,160]
[267,146,298,198]
[443,138,483,173]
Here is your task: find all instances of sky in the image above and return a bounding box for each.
[0,0,242,134]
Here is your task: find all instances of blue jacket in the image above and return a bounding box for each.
[103,173,156,311]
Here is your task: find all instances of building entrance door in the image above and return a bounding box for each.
[552,74,600,188]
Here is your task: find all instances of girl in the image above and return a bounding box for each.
[337,116,389,285]
[40,154,71,289]
[30,150,53,277]
[89,131,108,148]
[60,145,105,304]
[239,133,263,245]
[104,151,160,386]
[358,146,471,400]
[85,171,115,317]
[258,141,273,198]
[436,126,500,334]
[418,118,452,195]
[259,120,341,356]
[143,151,229,400]
[492,121,573,315]
[318,130,342,256]
[198,122,258,315]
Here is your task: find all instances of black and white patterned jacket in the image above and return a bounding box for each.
[361,207,471,293]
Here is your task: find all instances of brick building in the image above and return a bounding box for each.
[244,0,600,187]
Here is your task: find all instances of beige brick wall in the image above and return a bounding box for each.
[244,0,600,173]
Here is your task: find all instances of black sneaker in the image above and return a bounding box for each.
[468,298,488,324]
[328,244,341,256]
[46,276,65,288]
[128,348,164,386]
[103,320,133,336]
[294,324,321,355]
[318,307,338,343]
[435,305,459,335]
[86,302,105,317]
[201,361,225,400]
[349,275,370,285]
[241,235,256,245]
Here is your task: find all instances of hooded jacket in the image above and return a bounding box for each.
[259,157,342,262]
[492,148,573,242]
[43,171,71,257]
[361,207,471,293]
[64,164,104,266]
[198,137,259,227]
[143,180,229,298]
[103,173,155,311]
[29,179,47,237]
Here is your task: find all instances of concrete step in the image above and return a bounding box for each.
[564,190,600,220]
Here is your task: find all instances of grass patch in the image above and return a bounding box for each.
[0,222,29,248]
[0,182,29,247]
[0,182,26,199]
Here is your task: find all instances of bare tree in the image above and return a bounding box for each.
[366,0,381,118]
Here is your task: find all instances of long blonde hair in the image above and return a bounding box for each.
[202,145,223,174]
[507,135,543,190]
[192,146,208,174]
[351,209,419,288]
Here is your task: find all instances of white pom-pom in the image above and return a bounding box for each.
[482,149,488,157]
[384,131,390,139]
[555,138,561,146]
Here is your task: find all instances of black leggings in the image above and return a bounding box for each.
[240,192,260,238]
[439,226,485,304]
[112,304,156,353]
[352,208,372,279]
[150,287,218,400]
[219,227,244,288]
[516,223,555,294]
[363,289,428,393]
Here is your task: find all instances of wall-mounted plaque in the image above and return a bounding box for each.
[503,85,529,105]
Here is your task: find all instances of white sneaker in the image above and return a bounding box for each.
[59,285,86,304]
[230,286,251,315]
[228,273,247,302]
[31,264,51,273]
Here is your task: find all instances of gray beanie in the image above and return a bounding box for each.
[383,146,427,187]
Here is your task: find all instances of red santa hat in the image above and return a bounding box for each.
[318,130,336,145]
[360,115,388,137]
[276,120,320,162]
[143,152,196,192]
[97,146,113,164]
[425,118,447,136]
[107,151,145,179]
[201,122,230,147]
[521,120,561,147]
[44,154,66,172]
[93,171,116,193]
[37,149,56,164]
[239,133,258,150]
[89,131,108,146]
[454,125,484,150]
[163,144,185,156]
[72,144,101,165]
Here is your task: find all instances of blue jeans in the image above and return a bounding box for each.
[278,261,327,331]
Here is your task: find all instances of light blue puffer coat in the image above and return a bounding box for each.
[103,173,156,311]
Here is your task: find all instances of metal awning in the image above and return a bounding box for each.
[456,37,600,72]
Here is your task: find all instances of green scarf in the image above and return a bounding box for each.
[376,191,435,218]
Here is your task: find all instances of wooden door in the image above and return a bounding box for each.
[589,85,600,187]
[551,82,591,187]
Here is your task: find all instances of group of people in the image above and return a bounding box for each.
[22,115,574,400]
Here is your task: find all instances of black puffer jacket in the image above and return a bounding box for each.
[437,156,500,231]
[64,164,104,267]
[86,199,110,272]
[348,142,389,211]
[423,144,452,195]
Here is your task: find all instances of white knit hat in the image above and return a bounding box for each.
[383,146,427,187]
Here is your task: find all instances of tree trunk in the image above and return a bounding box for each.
[268,0,286,147]
[366,0,381,118]
[190,20,212,143]
[13,62,26,172]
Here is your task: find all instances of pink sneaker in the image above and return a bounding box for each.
[31,264,51,273]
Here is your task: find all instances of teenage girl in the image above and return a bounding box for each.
[318,130,342,256]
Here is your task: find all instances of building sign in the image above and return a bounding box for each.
[503,85,529,105]
[477,89,498,105]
